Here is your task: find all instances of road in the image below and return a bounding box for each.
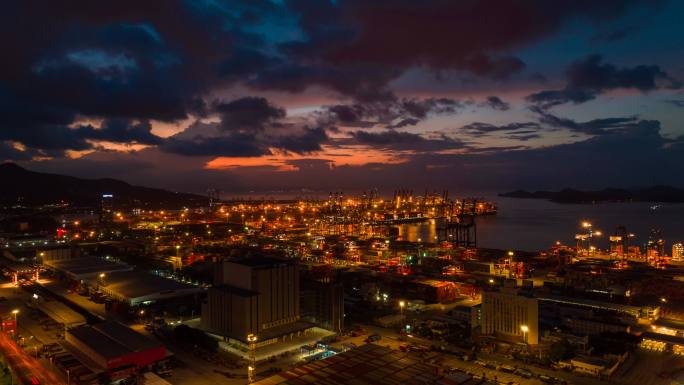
[0,332,65,385]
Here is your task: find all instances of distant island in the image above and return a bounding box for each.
[499,186,684,204]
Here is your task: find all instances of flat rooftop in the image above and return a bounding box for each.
[68,324,131,360]
[88,270,202,301]
[538,295,647,316]
[653,318,684,331]
[68,321,163,360]
[254,343,441,385]
[45,257,133,278]
[642,331,684,345]
[231,256,296,268]
[213,284,259,297]
[36,299,86,326]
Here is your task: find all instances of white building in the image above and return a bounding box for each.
[481,279,538,344]
[672,243,684,263]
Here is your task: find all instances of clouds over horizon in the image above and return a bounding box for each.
[1,0,684,191]
[527,54,682,109]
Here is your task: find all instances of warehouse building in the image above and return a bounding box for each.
[35,299,86,327]
[44,256,134,280]
[64,321,166,374]
[87,270,203,306]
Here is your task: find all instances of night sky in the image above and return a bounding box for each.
[2,0,684,194]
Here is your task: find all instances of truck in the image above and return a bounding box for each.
[365,334,381,343]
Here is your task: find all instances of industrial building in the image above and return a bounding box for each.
[36,246,80,263]
[202,257,312,345]
[44,256,134,280]
[87,270,203,306]
[64,321,166,374]
[300,275,344,333]
[35,299,87,327]
[481,279,539,344]
[449,302,482,330]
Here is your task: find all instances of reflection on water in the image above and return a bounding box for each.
[397,196,684,252]
[396,220,440,243]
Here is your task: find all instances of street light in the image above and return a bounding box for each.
[247,334,258,383]
[520,325,529,344]
[399,301,405,316]
[11,309,19,333]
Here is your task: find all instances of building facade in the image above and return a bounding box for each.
[673,243,684,263]
[300,277,344,333]
[481,280,538,344]
[202,257,304,344]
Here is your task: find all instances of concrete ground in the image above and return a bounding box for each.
[217,327,335,361]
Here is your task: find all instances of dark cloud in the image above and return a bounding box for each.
[461,122,541,135]
[527,55,681,108]
[276,0,659,101]
[504,133,541,141]
[481,96,511,111]
[214,97,286,132]
[531,106,640,135]
[76,119,162,145]
[526,89,596,108]
[287,0,654,72]
[249,63,402,103]
[387,119,421,129]
[350,130,466,151]
[320,98,463,129]
[161,133,268,157]
[0,1,283,155]
[271,127,329,154]
[566,55,681,91]
[160,97,329,157]
[161,124,329,158]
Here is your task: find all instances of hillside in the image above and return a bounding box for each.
[499,186,684,203]
[0,163,208,208]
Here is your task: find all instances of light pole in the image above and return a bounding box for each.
[99,273,106,286]
[520,325,529,345]
[247,333,257,383]
[11,309,19,337]
[399,301,405,316]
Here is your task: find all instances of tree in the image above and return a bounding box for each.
[549,338,575,362]
[173,324,219,352]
